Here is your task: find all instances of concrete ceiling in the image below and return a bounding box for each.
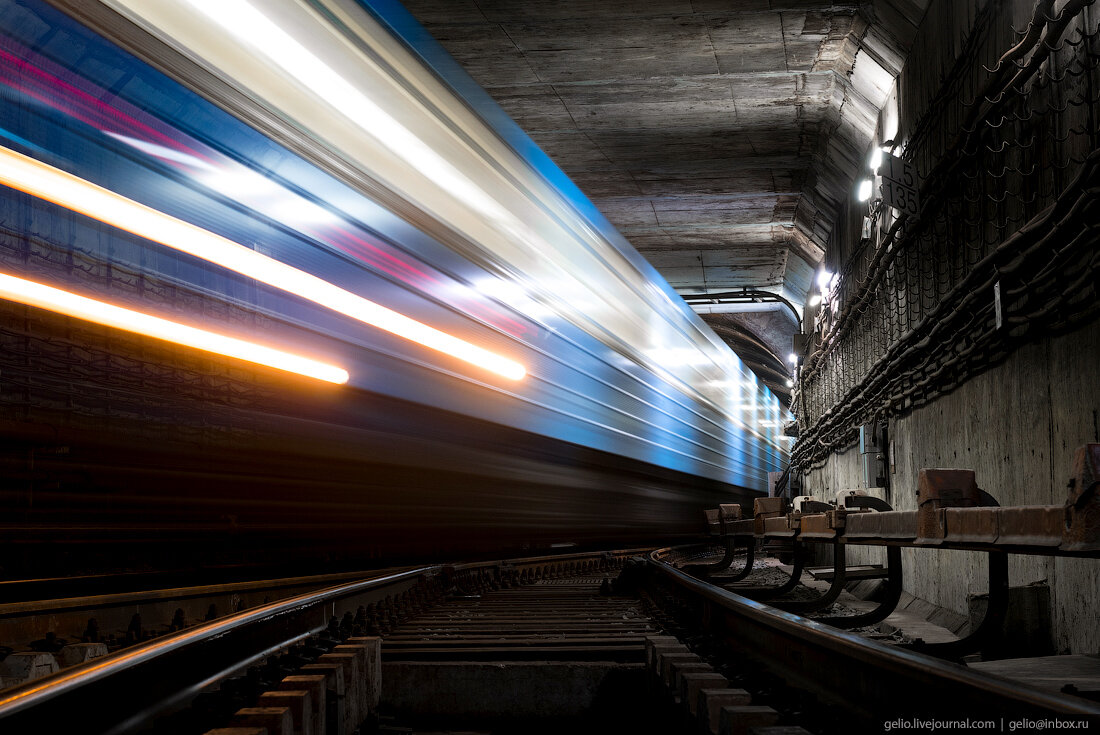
[404,0,928,401]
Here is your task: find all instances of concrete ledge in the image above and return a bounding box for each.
[58,642,107,667]
[719,705,778,735]
[660,652,701,687]
[670,659,712,692]
[256,691,312,735]
[279,675,326,735]
[299,663,345,735]
[698,688,752,735]
[230,707,293,735]
[681,672,728,715]
[0,651,58,684]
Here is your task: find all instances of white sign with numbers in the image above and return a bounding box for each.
[879,153,920,217]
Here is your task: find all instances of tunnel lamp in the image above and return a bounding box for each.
[0,145,526,381]
[808,294,822,307]
[815,270,833,292]
[785,379,794,388]
[857,178,874,202]
[0,272,350,384]
[787,353,797,364]
[868,147,883,170]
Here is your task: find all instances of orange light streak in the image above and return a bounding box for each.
[0,272,349,384]
[0,146,526,380]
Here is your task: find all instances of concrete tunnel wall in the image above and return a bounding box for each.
[804,316,1100,655]
[800,0,1100,656]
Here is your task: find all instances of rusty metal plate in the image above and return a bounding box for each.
[719,503,742,534]
[825,508,866,530]
[997,505,1063,547]
[917,468,980,506]
[844,510,918,540]
[917,506,948,541]
[753,511,784,537]
[719,503,742,521]
[754,497,787,515]
[1066,443,1100,505]
[704,508,721,535]
[943,507,999,544]
[917,468,981,541]
[725,519,754,537]
[798,513,836,540]
[1065,444,1100,552]
[763,515,796,538]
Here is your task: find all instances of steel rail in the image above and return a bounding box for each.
[648,550,1100,721]
[0,546,653,617]
[0,567,419,617]
[0,565,437,733]
[0,546,644,733]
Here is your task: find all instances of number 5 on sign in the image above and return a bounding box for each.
[880,153,920,217]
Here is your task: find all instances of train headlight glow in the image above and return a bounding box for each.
[0,146,526,381]
[0,272,350,384]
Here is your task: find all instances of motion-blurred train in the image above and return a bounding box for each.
[0,0,790,575]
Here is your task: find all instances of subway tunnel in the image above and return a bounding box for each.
[0,0,1098,730]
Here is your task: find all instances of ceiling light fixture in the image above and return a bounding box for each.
[857,179,873,202]
[869,147,883,170]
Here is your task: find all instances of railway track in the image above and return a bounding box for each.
[0,566,426,664]
[1,545,1097,734]
[0,551,647,734]
[651,546,1100,728]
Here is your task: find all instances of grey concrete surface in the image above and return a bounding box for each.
[805,315,1100,654]
[404,0,931,356]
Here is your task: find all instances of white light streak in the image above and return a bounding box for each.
[180,0,513,229]
[0,145,526,380]
[104,132,216,172]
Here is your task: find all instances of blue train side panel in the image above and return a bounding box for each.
[0,0,789,577]
[0,0,790,491]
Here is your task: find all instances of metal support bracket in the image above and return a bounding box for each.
[683,536,740,575]
[904,551,1008,659]
[814,545,903,628]
[774,542,847,613]
[706,537,756,582]
[727,540,806,600]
